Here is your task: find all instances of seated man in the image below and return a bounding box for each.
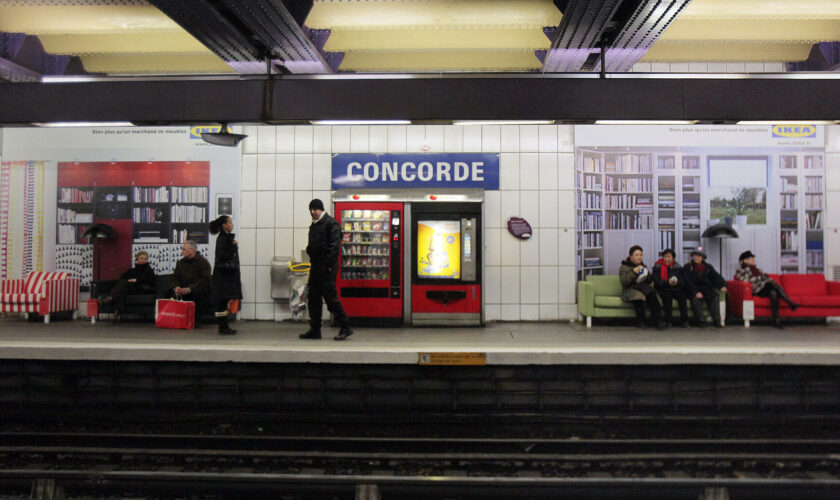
[98,250,156,315]
[170,240,212,325]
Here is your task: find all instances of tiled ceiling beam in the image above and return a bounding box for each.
[150,0,331,74]
[599,0,693,72]
[0,31,90,82]
[542,0,623,72]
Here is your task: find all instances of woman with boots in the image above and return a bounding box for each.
[98,250,156,318]
[682,247,727,327]
[209,215,242,335]
[619,245,662,328]
[652,248,689,328]
[735,250,799,329]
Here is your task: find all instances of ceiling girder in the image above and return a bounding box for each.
[149,0,331,74]
[542,0,622,72]
[600,0,693,72]
[0,31,90,82]
[543,0,695,73]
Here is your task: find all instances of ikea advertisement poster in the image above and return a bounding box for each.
[417,220,461,279]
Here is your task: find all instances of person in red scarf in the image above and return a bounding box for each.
[735,250,799,329]
[652,249,689,328]
[682,247,727,327]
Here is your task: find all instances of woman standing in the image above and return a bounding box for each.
[209,215,242,335]
[619,245,662,328]
[735,250,799,329]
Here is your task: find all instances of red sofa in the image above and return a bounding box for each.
[727,273,840,327]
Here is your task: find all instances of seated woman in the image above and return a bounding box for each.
[652,248,689,328]
[619,245,662,328]
[735,250,799,329]
[682,247,727,328]
[98,250,156,315]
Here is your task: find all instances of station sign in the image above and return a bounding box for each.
[332,153,500,190]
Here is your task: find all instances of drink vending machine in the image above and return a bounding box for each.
[333,189,483,326]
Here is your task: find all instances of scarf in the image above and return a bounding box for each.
[743,263,762,278]
[693,261,706,274]
[655,258,672,280]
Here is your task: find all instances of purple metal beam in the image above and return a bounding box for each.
[786,42,840,72]
[0,31,92,82]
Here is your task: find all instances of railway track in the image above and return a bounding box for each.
[2,433,840,498]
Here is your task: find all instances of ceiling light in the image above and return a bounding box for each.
[736,121,836,125]
[200,123,248,147]
[34,122,134,127]
[453,120,555,126]
[594,120,699,125]
[311,120,411,125]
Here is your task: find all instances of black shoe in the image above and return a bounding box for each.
[679,321,689,328]
[636,320,647,329]
[789,302,800,311]
[217,316,237,335]
[714,321,724,328]
[773,318,785,329]
[655,322,667,330]
[300,328,322,339]
[664,321,673,329]
[335,326,354,341]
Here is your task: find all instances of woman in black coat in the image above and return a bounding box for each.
[652,248,689,328]
[682,247,727,327]
[209,215,242,335]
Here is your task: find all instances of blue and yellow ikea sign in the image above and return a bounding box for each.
[772,124,816,138]
[190,125,231,139]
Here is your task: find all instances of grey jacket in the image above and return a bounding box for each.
[619,259,655,302]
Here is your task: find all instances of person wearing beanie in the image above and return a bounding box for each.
[652,248,689,328]
[300,199,353,341]
[735,250,799,329]
[682,247,727,328]
[619,245,663,329]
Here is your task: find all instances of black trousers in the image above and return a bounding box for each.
[215,298,232,317]
[657,289,688,323]
[631,289,661,326]
[107,279,149,303]
[171,292,209,324]
[756,281,795,319]
[308,265,349,329]
[690,286,721,325]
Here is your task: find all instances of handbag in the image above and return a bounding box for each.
[155,295,195,330]
[228,299,240,314]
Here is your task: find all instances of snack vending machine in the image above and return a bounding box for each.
[335,202,403,325]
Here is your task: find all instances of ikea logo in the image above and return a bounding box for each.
[190,125,230,139]
[772,125,816,138]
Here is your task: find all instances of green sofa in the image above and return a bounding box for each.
[577,275,725,328]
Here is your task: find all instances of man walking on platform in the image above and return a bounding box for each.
[300,199,353,341]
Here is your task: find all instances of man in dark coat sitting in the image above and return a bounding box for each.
[170,240,212,325]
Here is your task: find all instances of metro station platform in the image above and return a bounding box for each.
[2,317,840,366]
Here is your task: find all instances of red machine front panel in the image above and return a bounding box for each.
[335,202,403,319]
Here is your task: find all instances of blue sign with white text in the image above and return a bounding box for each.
[332,154,500,190]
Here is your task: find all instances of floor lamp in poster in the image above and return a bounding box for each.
[702,223,739,274]
[82,223,116,295]
[216,194,233,217]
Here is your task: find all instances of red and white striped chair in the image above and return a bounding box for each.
[0,271,80,324]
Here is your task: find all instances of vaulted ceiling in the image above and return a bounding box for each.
[0,0,838,80]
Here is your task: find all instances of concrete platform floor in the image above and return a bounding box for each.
[2,316,840,365]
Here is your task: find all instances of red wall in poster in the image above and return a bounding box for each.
[171,162,210,186]
[132,161,172,186]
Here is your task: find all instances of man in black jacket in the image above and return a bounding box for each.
[300,199,353,341]
[682,247,728,327]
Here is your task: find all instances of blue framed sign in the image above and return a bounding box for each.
[332,153,500,190]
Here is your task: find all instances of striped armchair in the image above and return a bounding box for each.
[0,271,80,323]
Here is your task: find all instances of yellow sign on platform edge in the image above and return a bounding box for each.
[418,352,487,366]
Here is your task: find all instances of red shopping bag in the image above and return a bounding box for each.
[155,297,195,330]
[228,299,240,314]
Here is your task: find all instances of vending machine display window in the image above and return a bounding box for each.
[416,220,461,280]
[340,209,391,281]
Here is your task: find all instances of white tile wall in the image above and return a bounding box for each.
[240,125,579,322]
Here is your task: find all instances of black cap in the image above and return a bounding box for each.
[308,198,325,211]
[739,250,755,261]
[690,246,707,259]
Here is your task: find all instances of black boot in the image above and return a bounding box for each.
[217,315,237,335]
[776,288,800,311]
[773,317,785,329]
[300,326,321,339]
[335,325,354,341]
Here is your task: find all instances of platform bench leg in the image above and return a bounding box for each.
[586,316,592,328]
[43,314,50,324]
[744,319,750,328]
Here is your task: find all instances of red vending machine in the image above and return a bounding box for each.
[335,202,404,325]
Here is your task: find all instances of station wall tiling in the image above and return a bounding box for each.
[237,125,577,322]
